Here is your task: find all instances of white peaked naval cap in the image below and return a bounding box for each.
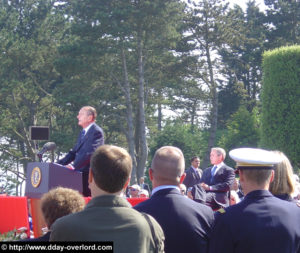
[229,148,282,168]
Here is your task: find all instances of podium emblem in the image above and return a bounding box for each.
[31,167,42,188]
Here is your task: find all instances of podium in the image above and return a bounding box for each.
[25,162,83,237]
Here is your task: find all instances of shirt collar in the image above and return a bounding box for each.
[214,162,224,169]
[152,185,180,195]
[83,122,94,134]
[191,166,199,172]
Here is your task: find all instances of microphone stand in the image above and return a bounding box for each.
[37,152,43,162]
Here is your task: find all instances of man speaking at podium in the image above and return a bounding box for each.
[57,106,104,196]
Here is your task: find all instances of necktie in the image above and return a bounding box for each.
[80,130,85,141]
[211,166,217,177]
[196,169,201,179]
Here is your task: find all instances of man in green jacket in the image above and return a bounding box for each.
[50,145,164,253]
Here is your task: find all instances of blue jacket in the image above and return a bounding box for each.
[209,190,300,253]
[134,188,214,253]
[58,123,104,173]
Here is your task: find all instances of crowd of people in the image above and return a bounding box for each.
[17,107,300,252]
[21,142,300,253]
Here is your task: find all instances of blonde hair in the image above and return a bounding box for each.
[269,151,295,195]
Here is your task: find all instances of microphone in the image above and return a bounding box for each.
[37,142,56,156]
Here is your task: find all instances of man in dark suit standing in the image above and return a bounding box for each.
[200,147,235,209]
[139,176,151,195]
[209,148,300,253]
[57,106,104,196]
[183,156,202,189]
[134,146,214,253]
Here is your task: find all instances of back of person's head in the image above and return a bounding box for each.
[211,147,226,160]
[91,145,132,193]
[269,151,295,195]
[242,169,273,186]
[41,187,85,228]
[151,146,185,185]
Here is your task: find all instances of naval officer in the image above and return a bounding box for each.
[209,148,300,253]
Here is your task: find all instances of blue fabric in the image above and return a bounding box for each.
[80,130,85,142]
[57,123,104,196]
[134,188,214,253]
[209,190,300,253]
[211,165,217,177]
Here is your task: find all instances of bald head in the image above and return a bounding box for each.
[151,146,185,185]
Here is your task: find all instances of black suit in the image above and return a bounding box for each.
[183,166,202,189]
[134,188,214,253]
[200,163,235,208]
[58,123,104,196]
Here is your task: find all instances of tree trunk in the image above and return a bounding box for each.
[158,102,162,131]
[121,48,137,184]
[136,32,148,181]
[202,45,218,169]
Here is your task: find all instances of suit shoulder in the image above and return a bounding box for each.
[223,164,234,171]
[133,198,152,211]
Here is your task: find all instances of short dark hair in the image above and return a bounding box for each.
[91,145,132,193]
[190,156,200,163]
[41,187,85,228]
[242,169,273,186]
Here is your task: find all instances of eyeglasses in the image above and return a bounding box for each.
[130,188,138,191]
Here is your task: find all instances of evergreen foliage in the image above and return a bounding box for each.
[261,45,300,169]
[218,106,260,167]
[149,122,205,170]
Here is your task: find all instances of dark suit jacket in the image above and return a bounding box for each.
[57,123,104,196]
[141,183,151,194]
[134,188,214,253]
[209,190,300,253]
[200,163,235,207]
[183,166,203,189]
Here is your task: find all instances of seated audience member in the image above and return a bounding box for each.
[179,184,187,195]
[129,184,141,198]
[187,187,193,199]
[209,148,300,253]
[50,145,164,253]
[138,189,149,198]
[269,151,297,202]
[182,156,202,189]
[200,147,235,210]
[229,190,240,205]
[230,178,241,204]
[293,174,300,200]
[25,187,85,241]
[134,146,214,253]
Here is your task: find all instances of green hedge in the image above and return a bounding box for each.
[261,45,300,169]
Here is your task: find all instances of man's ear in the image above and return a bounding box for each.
[149,168,154,181]
[180,172,186,184]
[269,170,275,183]
[123,177,130,190]
[88,168,93,184]
[239,170,244,182]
